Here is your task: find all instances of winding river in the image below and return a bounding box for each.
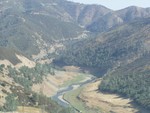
[52,76,96,110]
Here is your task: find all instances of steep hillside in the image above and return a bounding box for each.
[61,1,111,26]
[0,47,36,68]
[0,0,84,56]
[100,53,150,109]
[87,12,123,32]
[0,63,73,113]
[116,6,150,22]
[1,0,150,57]
[0,47,22,65]
[55,18,150,71]
[86,6,150,33]
[0,0,150,112]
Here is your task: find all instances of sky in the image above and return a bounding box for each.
[68,0,150,10]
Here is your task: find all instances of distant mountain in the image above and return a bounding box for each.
[87,12,124,32]
[1,0,150,57]
[116,6,150,22]
[61,1,111,26]
[87,6,150,32]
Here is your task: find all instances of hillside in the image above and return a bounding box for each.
[54,18,150,109]
[100,53,150,109]
[87,6,150,33]
[1,0,150,57]
[0,62,74,112]
[55,18,150,70]
[0,47,22,65]
[0,0,150,112]
[0,0,85,56]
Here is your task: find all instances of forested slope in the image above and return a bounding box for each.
[55,18,150,69]
[100,54,150,109]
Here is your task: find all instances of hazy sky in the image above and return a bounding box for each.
[68,0,150,10]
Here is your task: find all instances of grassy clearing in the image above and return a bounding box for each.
[64,87,100,113]
[61,73,87,87]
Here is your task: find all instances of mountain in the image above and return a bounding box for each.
[61,1,111,26]
[87,6,150,33]
[116,6,150,22]
[87,12,124,32]
[56,18,150,69]
[54,17,150,109]
[0,0,85,56]
[1,0,150,57]
[0,0,150,112]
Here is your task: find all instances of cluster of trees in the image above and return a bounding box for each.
[0,94,19,111]
[29,93,73,113]
[54,38,143,73]
[54,18,149,72]
[8,63,55,90]
[0,63,73,113]
[100,55,150,109]
[100,72,150,109]
[0,64,5,72]
[0,92,73,113]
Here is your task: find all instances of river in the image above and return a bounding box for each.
[52,76,96,110]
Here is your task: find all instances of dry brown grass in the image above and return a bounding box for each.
[79,80,138,113]
[17,106,47,113]
[63,66,81,72]
[0,60,13,67]
[15,54,35,68]
[32,69,79,97]
[0,54,35,68]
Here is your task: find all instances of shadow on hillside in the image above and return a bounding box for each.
[129,101,150,113]
[53,62,108,77]
[79,67,108,77]
[99,90,150,113]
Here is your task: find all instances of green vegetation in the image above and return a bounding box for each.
[100,54,150,109]
[0,94,19,111]
[8,63,55,90]
[0,91,72,113]
[0,1,84,56]
[64,87,100,113]
[55,18,150,110]
[1,0,150,112]
[0,64,5,72]
[54,18,150,76]
[25,93,73,113]
[0,63,73,113]
[61,73,87,87]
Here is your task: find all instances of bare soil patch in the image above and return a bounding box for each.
[79,80,139,113]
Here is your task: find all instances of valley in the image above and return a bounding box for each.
[61,73,149,113]
[0,0,150,113]
[1,63,148,113]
